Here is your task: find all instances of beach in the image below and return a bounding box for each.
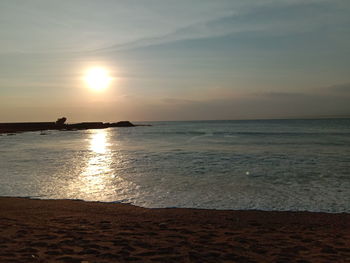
[2,0,350,262]
[0,197,349,262]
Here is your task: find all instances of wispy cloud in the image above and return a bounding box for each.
[91,0,350,53]
[328,83,350,93]
[2,0,348,54]
[149,88,350,120]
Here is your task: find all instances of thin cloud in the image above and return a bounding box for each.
[1,0,348,55]
[328,83,350,93]
[91,0,349,54]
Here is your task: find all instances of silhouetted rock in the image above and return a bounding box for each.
[55,117,67,125]
[0,122,56,133]
[0,118,141,134]
[67,122,105,130]
[110,121,135,127]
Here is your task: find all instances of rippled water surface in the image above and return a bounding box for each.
[1,119,349,212]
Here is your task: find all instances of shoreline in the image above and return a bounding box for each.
[1,195,349,214]
[1,197,349,262]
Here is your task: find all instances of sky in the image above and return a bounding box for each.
[0,0,350,122]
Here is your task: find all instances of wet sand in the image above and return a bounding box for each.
[0,197,349,262]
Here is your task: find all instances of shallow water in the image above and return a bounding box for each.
[1,119,349,212]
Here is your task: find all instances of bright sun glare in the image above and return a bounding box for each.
[84,67,112,91]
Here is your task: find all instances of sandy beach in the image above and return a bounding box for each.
[0,197,349,262]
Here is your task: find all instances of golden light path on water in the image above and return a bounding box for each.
[81,129,113,195]
[65,129,138,201]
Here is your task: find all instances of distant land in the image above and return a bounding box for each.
[0,117,149,134]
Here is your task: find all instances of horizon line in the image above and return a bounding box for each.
[2,115,350,124]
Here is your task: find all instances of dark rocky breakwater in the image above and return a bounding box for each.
[0,118,143,134]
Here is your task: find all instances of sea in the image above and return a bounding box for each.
[0,119,349,213]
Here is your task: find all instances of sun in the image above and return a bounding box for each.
[84,67,112,91]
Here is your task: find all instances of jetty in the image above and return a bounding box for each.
[0,117,143,134]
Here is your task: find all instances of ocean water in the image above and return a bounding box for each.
[0,119,349,213]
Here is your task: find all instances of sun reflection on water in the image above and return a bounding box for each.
[89,129,110,154]
[79,129,114,198]
[63,128,139,202]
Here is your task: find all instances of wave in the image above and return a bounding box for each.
[145,131,350,137]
